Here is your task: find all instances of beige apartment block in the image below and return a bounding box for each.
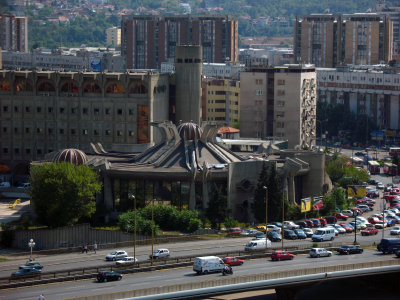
[106,27,121,46]
[203,78,240,127]
[240,64,316,148]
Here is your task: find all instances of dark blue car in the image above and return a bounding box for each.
[293,229,307,239]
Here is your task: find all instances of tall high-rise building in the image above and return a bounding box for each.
[121,15,238,69]
[0,14,28,52]
[294,13,393,67]
[375,1,400,58]
[240,64,316,148]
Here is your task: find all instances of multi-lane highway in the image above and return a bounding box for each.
[0,248,396,300]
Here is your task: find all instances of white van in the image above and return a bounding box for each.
[312,227,335,242]
[193,256,225,275]
[244,239,271,251]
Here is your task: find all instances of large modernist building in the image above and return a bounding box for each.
[0,70,170,173]
[121,15,238,69]
[317,65,400,142]
[294,13,393,67]
[240,64,317,149]
[0,14,28,52]
[375,1,400,58]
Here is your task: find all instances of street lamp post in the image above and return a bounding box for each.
[263,186,268,253]
[151,198,156,266]
[281,193,285,251]
[28,239,35,260]
[382,199,386,240]
[128,193,137,264]
[353,212,358,245]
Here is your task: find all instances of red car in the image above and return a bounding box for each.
[338,223,353,233]
[368,217,380,224]
[222,257,244,266]
[332,212,349,221]
[305,220,314,228]
[361,227,379,236]
[227,228,243,235]
[270,250,295,261]
[350,207,363,215]
[318,218,327,226]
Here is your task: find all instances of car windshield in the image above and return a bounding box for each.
[110,251,117,255]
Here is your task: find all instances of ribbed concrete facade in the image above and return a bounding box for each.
[0,14,28,52]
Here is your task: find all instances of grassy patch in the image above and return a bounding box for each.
[0,257,8,262]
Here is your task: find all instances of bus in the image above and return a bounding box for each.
[350,156,364,167]
[389,147,400,156]
[368,160,380,174]
[383,162,398,176]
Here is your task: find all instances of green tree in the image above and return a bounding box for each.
[224,216,239,229]
[253,162,269,223]
[206,184,228,229]
[30,162,102,227]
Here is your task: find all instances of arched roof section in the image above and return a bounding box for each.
[15,77,33,92]
[106,81,125,94]
[60,79,79,94]
[128,79,148,95]
[0,79,11,91]
[37,79,56,92]
[53,149,88,165]
[83,79,102,94]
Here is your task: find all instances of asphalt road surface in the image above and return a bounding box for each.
[0,249,397,300]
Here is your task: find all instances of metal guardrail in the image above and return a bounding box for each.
[0,242,342,289]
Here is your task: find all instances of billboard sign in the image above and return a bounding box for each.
[301,197,311,212]
[312,196,323,210]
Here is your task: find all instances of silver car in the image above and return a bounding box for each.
[106,250,128,261]
[309,248,332,258]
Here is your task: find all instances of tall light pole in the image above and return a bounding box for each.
[281,193,285,251]
[128,193,136,264]
[263,186,268,253]
[353,211,358,245]
[151,198,156,266]
[28,239,35,260]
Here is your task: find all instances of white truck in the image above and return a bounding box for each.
[244,239,271,251]
[193,256,225,275]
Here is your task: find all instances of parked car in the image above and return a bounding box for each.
[266,224,281,232]
[0,181,10,188]
[312,219,321,228]
[361,226,379,236]
[390,226,400,235]
[116,257,138,265]
[305,220,314,228]
[270,250,295,261]
[332,212,349,221]
[23,261,43,270]
[17,182,30,189]
[333,224,346,234]
[12,266,41,277]
[254,226,267,233]
[338,223,353,233]
[283,229,298,240]
[267,231,282,242]
[324,216,337,224]
[222,256,244,266]
[283,221,300,230]
[337,245,363,255]
[228,227,244,235]
[377,182,385,190]
[309,248,332,258]
[356,204,371,212]
[318,218,327,227]
[97,271,122,282]
[375,221,388,229]
[293,229,307,239]
[149,248,170,259]
[240,229,261,237]
[106,250,128,261]
[254,231,267,240]
[377,238,400,254]
[303,228,313,237]
[341,210,354,217]
[368,217,380,224]
[295,221,308,229]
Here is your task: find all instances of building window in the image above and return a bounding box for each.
[14,128,18,134]
[276,121,285,128]
[117,130,123,136]
[105,129,111,136]
[3,148,8,154]
[37,128,43,133]
[71,129,76,135]
[25,106,31,113]
[71,108,77,114]
[48,128,53,134]
[277,101,285,107]
[255,79,263,85]
[3,106,8,112]
[14,106,19,112]
[83,108,88,115]
[277,79,285,85]
[93,129,99,136]
[14,148,19,154]
[105,108,111,115]
[276,112,285,118]
[94,108,100,115]
[2,127,7,133]
[117,109,123,115]
[59,128,64,134]
[128,109,134,115]
[59,107,65,114]
[256,90,263,95]
[277,90,285,96]
[129,131,135,136]
[25,127,30,134]
[37,107,42,113]
[82,129,88,135]
[37,149,42,155]
[25,148,31,154]
[48,107,53,113]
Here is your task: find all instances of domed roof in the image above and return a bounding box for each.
[177,122,202,140]
[53,149,88,165]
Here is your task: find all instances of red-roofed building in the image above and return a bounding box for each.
[217,127,240,139]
